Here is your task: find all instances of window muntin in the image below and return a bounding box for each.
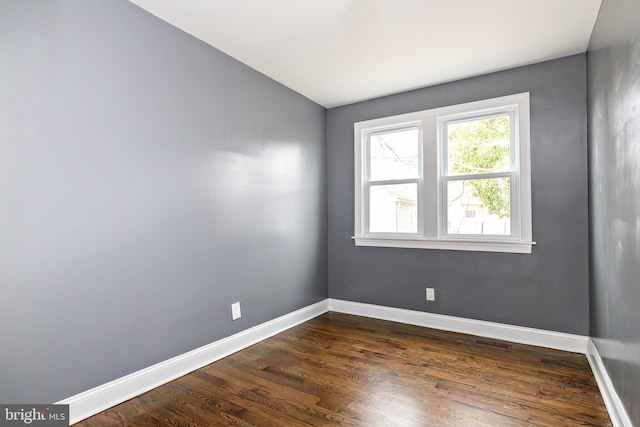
[354,93,532,253]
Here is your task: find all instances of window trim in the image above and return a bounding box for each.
[353,93,534,254]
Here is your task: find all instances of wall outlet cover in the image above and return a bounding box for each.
[426,288,435,301]
[231,302,241,320]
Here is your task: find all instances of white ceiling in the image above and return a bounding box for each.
[129,0,602,108]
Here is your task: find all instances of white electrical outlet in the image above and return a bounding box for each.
[231,302,241,320]
[426,288,435,301]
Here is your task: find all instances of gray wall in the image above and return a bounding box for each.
[587,0,640,423]
[327,55,590,335]
[0,0,327,403]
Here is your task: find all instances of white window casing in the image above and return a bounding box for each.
[354,93,534,254]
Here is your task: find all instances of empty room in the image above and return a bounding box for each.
[1,0,638,426]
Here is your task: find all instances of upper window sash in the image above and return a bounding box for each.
[440,110,517,177]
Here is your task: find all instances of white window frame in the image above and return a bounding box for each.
[354,93,534,254]
[361,123,424,237]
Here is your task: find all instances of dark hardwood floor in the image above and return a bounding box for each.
[77,312,611,426]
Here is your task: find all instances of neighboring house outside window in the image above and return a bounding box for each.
[353,93,533,253]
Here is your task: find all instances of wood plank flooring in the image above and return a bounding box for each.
[76,312,612,426]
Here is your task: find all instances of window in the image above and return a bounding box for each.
[365,126,421,234]
[442,112,514,237]
[354,93,533,253]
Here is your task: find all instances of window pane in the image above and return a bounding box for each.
[370,183,417,233]
[369,128,419,180]
[447,178,510,235]
[447,115,510,175]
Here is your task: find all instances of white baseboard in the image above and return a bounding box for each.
[57,300,329,425]
[57,298,600,425]
[586,339,634,427]
[328,298,589,353]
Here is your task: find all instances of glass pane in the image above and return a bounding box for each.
[369,128,419,180]
[370,183,417,233]
[447,178,510,235]
[447,115,510,175]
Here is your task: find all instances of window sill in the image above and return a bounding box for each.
[353,236,535,254]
